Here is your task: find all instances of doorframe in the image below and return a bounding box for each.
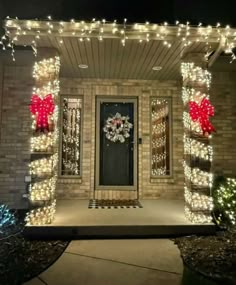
[95,96,138,191]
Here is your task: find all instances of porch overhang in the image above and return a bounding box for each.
[3,19,236,80]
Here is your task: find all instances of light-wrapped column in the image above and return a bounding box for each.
[25,55,60,225]
[181,62,214,223]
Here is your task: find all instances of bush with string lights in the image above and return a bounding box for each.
[212,176,236,227]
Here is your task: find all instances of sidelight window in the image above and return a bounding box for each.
[150,98,171,177]
[60,96,82,176]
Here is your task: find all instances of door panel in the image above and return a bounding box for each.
[96,97,137,191]
[100,102,134,186]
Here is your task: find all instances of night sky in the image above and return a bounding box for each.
[0,0,236,26]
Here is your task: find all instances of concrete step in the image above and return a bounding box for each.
[24,224,216,239]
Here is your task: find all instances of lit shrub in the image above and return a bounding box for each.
[213,177,236,226]
[0,205,16,232]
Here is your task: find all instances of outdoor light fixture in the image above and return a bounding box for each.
[78,64,88,69]
[152,66,162,71]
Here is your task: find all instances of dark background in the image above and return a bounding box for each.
[0,0,236,26]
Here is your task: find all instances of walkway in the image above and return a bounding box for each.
[24,239,183,285]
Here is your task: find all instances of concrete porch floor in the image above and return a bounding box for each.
[24,199,216,238]
[50,199,193,226]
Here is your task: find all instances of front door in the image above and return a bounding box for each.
[95,97,138,191]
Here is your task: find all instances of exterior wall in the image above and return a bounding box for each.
[0,62,33,208]
[58,79,184,200]
[211,71,236,176]
[1,54,235,208]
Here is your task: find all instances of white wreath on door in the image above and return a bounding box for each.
[103,112,133,143]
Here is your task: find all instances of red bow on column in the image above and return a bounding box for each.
[189,98,216,135]
[30,94,55,132]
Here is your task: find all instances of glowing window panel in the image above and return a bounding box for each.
[61,96,82,176]
[151,98,171,176]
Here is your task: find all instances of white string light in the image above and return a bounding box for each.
[181,62,214,223]
[25,56,60,225]
[3,18,236,60]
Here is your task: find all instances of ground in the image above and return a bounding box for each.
[1,214,236,285]
[0,222,69,285]
[175,230,236,285]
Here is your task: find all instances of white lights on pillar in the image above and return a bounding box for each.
[25,55,60,226]
[181,61,214,224]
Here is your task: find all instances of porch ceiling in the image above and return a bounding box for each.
[5,19,236,80]
[35,37,216,80]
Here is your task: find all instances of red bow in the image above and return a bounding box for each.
[30,94,55,131]
[189,98,216,135]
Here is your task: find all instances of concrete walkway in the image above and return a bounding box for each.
[24,239,183,285]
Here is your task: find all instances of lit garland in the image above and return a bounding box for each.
[182,87,209,106]
[33,80,60,98]
[3,18,236,62]
[29,177,56,201]
[181,63,212,89]
[33,58,60,79]
[25,56,60,225]
[184,186,213,211]
[184,134,213,161]
[183,111,201,133]
[31,133,54,152]
[29,154,58,176]
[25,200,56,225]
[185,205,212,223]
[183,161,213,188]
[181,62,214,223]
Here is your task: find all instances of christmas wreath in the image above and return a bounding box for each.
[103,112,133,143]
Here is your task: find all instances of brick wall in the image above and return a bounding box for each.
[0,56,235,208]
[211,71,236,176]
[57,78,184,200]
[0,62,33,208]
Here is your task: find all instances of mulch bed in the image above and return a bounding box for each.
[0,217,69,285]
[175,230,236,285]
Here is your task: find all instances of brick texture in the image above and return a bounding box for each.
[0,57,235,208]
[211,72,236,176]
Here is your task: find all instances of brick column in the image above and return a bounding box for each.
[25,49,60,225]
[181,53,214,223]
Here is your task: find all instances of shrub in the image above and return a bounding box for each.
[0,205,16,233]
[212,176,236,227]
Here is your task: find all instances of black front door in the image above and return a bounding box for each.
[96,98,137,190]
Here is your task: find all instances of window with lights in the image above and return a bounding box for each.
[60,96,83,176]
[150,98,171,177]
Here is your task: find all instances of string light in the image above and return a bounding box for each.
[183,161,213,188]
[25,200,56,225]
[184,134,213,161]
[184,186,213,211]
[61,97,82,175]
[181,63,212,89]
[25,56,60,225]
[181,62,214,223]
[215,178,236,225]
[29,177,56,201]
[151,99,169,176]
[3,18,236,62]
